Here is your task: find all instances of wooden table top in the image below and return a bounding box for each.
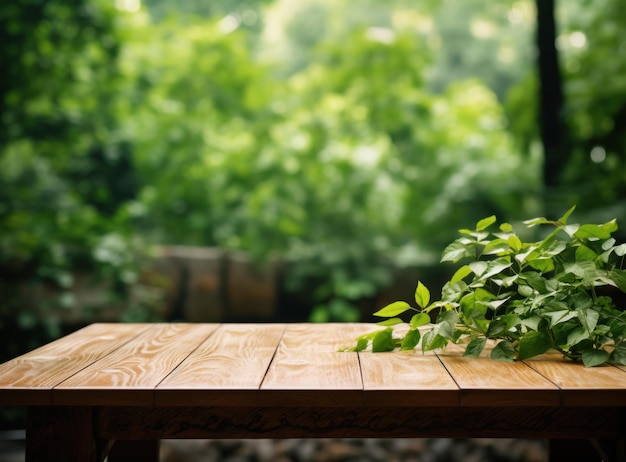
[1,323,625,409]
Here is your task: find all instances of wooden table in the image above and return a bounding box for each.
[0,323,624,462]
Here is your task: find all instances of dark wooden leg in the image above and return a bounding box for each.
[592,439,626,462]
[107,440,160,462]
[26,406,97,462]
[548,439,615,462]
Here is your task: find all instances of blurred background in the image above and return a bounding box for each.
[1,0,626,432]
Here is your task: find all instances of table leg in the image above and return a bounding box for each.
[548,439,626,462]
[107,440,160,462]
[26,406,98,462]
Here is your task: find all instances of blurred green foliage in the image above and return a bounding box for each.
[0,0,159,359]
[1,0,625,343]
[557,0,626,215]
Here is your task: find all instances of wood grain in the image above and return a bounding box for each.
[260,323,372,406]
[0,323,149,405]
[3,322,626,461]
[524,351,626,406]
[359,350,459,406]
[437,343,560,406]
[156,323,285,406]
[54,323,217,405]
[1,322,625,412]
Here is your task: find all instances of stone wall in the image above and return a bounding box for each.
[147,246,281,322]
[146,246,452,324]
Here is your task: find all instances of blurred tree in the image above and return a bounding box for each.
[0,0,139,216]
[119,16,276,246]
[536,0,569,192]
[142,0,272,20]
[0,0,151,355]
[1,1,116,143]
[140,0,272,41]
[428,0,534,101]
[506,0,626,223]
[557,0,626,221]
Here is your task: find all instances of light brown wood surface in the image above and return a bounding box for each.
[0,323,149,405]
[54,323,217,405]
[157,323,285,406]
[0,323,625,409]
[260,323,372,406]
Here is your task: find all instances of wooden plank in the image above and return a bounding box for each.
[0,323,149,405]
[359,350,459,406]
[524,352,626,406]
[53,323,217,406]
[156,323,285,406]
[95,405,621,440]
[260,323,371,406]
[437,343,560,406]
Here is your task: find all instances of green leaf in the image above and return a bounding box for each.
[575,245,597,262]
[483,239,512,256]
[523,216,551,227]
[373,301,411,318]
[372,328,395,352]
[414,281,430,308]
[377,317,404,326]
[490,340,516,361]
[567,327,589,347]
[476,215,497,231]
[518,331,551,360]
[558,205,576,224]
[520,316,542,331]
[451,265,472,283]
[574,224,612,240]
[527,257,554,273]
[610,342,626,365]
[582,349,610,367]
[562,224,579,237]
[507,235,522,252]
[434,310,460,340]
[499,222,513,232]
[602,238,616,251]
[518,284,534,297]
[422,330,447,352]
[410,313,430,328]
[564,261,602,287]
[486,319,509,337]
[615,243,626,257]
[602,219,618,234]
[545,310,578,328]
[520,272,547,292]
[609,269,626,293]
[441,241,470,263]
[577,308,599,333]
[355,338,368,352]
[400,328,421,350]
[464,338,487,357]
[469,261,488,277]
[480,258,513,281]
[515,245,537,263]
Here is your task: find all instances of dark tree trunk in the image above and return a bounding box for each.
[536,0,568,189]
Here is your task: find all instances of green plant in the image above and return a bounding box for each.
[350,206,626,367]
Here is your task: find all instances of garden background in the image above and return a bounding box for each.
[1,0,626,430]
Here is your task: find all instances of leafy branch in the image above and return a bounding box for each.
[348,206,626,367]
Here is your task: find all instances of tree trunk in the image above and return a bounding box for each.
[536,0,568,190]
